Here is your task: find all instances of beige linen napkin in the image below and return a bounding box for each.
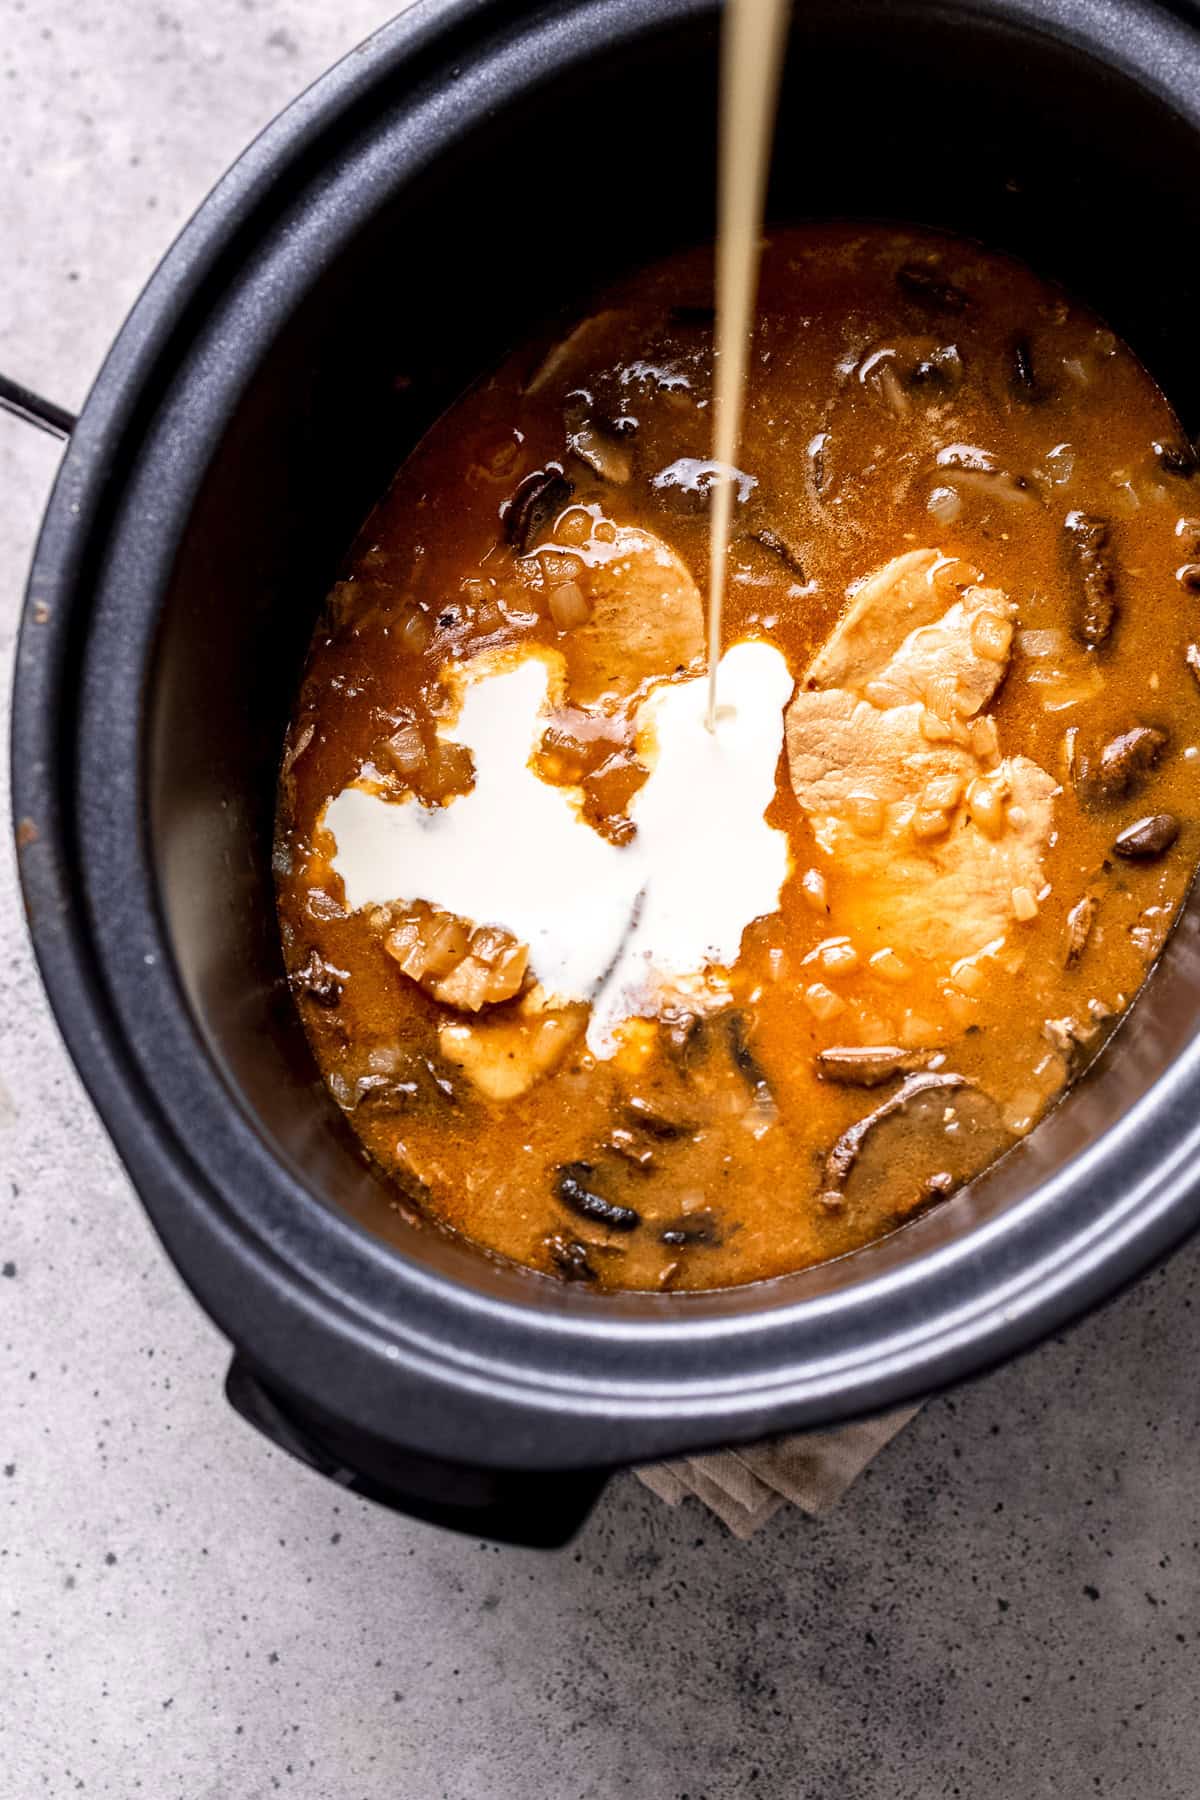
[636,1405,920,1538]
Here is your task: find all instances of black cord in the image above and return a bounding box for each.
[0,372,76,441]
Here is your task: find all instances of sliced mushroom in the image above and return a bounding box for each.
[908,342,964,393]
[820,1071,967,1204]
[1079,723,1168,805]
[564,390,634,484]
[624,1096,695,1140]
[604,1129,657,1171]
[723,1011,775,1110]
[815,1045,937,1088]
[555,1161,641,1232]
[1113,813,1179,860]
[502,466,574,555]
[660,1212,722,1248]
[1009,333,1046,402]
[896,261,970,314]
[328,1046,465,1115]
[1062,895,1097,969]
[292,947,344,1009]
[1064,510,1119,648]
[523,310,625,397]
[1154,438,1198,479]
[544,1233,598,1283]
[934,443,1040,507]
[807,431,832,502]
[1043,1011,1107,1075]
[746,525,807,581]
[1187,643,1200,689]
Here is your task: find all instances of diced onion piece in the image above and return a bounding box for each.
[969,715,1000,763]
[1017,628,1067,658]
[857,1012,893,1044]
[423,738,475,800]
[1045,442,1075,486]
[920,708,954,743]
[922,773,964,811]
[819,940,859,975]
[899,1012,940,1049]
[942,986,980,1029]
[870,948,912,984]
[912,805,952,842]
[386,908,470,983]
[800,867,829,912]
[397,605,433,655]
[966,776,1005,838]
[1011,885,1039,922]
[383,722,426,777]
[803,982,845,1022]
[434,954,496,1012]
[876,362,910,417]
[548,581,591,629]
[950,958,985,996]
[927,483,963,524]
[970,610,1014,664]
[845,790,885,835]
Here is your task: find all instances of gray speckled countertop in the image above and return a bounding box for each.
[3,5,1200,1796]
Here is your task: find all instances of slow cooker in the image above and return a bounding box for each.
[11,0,1200,1543]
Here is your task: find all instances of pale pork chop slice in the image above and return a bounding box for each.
[562,524,705,706]
[786,550,1058,969]
[803,547,1016,720]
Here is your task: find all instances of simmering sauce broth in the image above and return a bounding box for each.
[276,223,1200,1291]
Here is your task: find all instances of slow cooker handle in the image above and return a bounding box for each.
[225,1357,608,1548]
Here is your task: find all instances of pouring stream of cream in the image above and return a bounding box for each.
[706,0,791,730]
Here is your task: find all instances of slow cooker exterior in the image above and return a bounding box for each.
[12,0,1200,1541]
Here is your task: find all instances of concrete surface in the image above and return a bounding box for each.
[3,4,1200,1797]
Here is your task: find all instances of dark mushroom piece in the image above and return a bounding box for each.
[292,948,344,1009]
[544,1233,598,1283]
[333,1046,469,1115]
[624,1097,695,1140]
[807,431,832,502]
[502,465,574,556]
[1008,333,1047,402]
[907,343,964,393]
[896,261,970,314]
[604,1129,656,1171]
[555,1161,641,1233]
[564,390,634,484]
[1062,895,1097,969]
[1154,439,1199,478]
[746,525,807,581]
[1079,724,1168,804]
[934,443,1040,506]
[1178,565,1200,597]
[723,1011,775,1110]
[660,1212,723,1248]
[661,1010,705,1072]
[820,1072,967,1206]
[1113,813,1179,860]
[1064,510,1120,648]
[815,1045,937,1088]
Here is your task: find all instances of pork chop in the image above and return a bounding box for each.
[786,549,1058,969]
